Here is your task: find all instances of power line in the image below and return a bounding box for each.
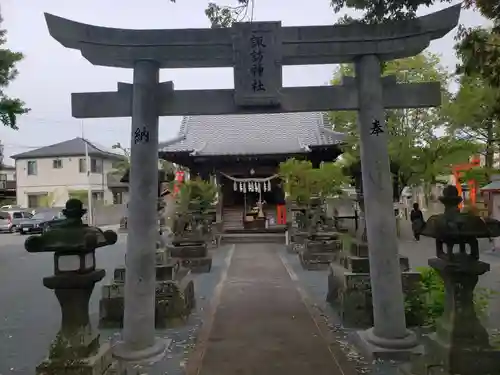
[3,143,45,149]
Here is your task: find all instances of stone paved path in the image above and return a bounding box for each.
[188,243,351,375]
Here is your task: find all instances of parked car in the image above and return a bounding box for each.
[0,210,33,233]
[0,205,23,210]
[18,210,65,235]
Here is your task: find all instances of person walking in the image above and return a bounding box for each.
[410,202,425,241]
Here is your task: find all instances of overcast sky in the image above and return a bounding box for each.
[1,0,487,163]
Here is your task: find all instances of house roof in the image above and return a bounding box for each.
[11,137,124,160]
[158,112,345,157]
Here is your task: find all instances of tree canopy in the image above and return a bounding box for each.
[0,13,28,129]
[329,53,478,198]
[111,142,176,178]
[327,0,500,94]
[205,0,251,27]
[176,178,217,213]
[279,158,347,205]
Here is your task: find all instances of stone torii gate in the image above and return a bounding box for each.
[45,4,460,362]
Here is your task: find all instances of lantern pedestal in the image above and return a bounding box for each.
[23,199,119,375]
[36,270,114,375]
[400,256,500,375]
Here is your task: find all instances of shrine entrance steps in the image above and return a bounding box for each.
[186,243,351,375]
[220,232,286,244]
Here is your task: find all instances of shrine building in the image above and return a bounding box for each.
[159,112,345,234]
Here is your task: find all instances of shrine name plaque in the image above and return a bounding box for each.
[232,22,283,107]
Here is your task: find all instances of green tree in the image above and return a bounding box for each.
[456,0,500,88]
[329,0,452,24]
[444,75,500,170]
[111,142,131,175]
[412,136,479,202]
[0,13,29,128]
[111,142,177,177]
[205,0,250,27]
[279,158,346,205]
[328,0,500,97]
[177,178,217,213]
[329,53,475,199]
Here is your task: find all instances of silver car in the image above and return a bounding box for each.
[0,210,33,232]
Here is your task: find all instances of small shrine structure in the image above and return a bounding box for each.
[159,112,344,235]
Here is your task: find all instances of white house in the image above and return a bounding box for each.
[11,137,125,208]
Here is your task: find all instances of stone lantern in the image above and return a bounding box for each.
[25,198,118,375]
[401,185,500,375]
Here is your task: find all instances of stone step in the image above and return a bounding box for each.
[220,233,285,244]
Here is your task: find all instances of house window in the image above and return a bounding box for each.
[80,158,103,174]
[27,194,44,208]
[53,159,63,169]
[91,158,103,173]
[92,191,104,201]
[0,173,6,181]
[27,161,37,176]
[79,158,86,173]
[113,192,123,204]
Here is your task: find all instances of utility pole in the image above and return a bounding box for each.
[81,120,93,225]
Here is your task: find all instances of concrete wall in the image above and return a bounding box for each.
[92,203,127,226]
[0,168,16,181]
[16,156,115,207]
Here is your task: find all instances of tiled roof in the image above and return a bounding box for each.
[480,181,500,191]
[11,137,124,160]
[159,112,345,156]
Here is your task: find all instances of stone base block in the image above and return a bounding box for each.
[291,232,309,244]
[178,256,212,273]
[336,253,410,274]
[156,276,196,328]
[398,333,500,375]
[349,240,369,257]
[155,250,170,265]
[169,244,208,258]
[309,231,340,241]
[112,337,171,369]
[113,262,179,284]
[353,328,423,361]
[172,237,205,246]
[99,275,195,329]
[37,342,113,375]
[327,263,422,328]
[299,251,335,270]
[305,239,342,253]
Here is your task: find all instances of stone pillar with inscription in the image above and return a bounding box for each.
[353,55,419,358]
[113,61,168,362]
